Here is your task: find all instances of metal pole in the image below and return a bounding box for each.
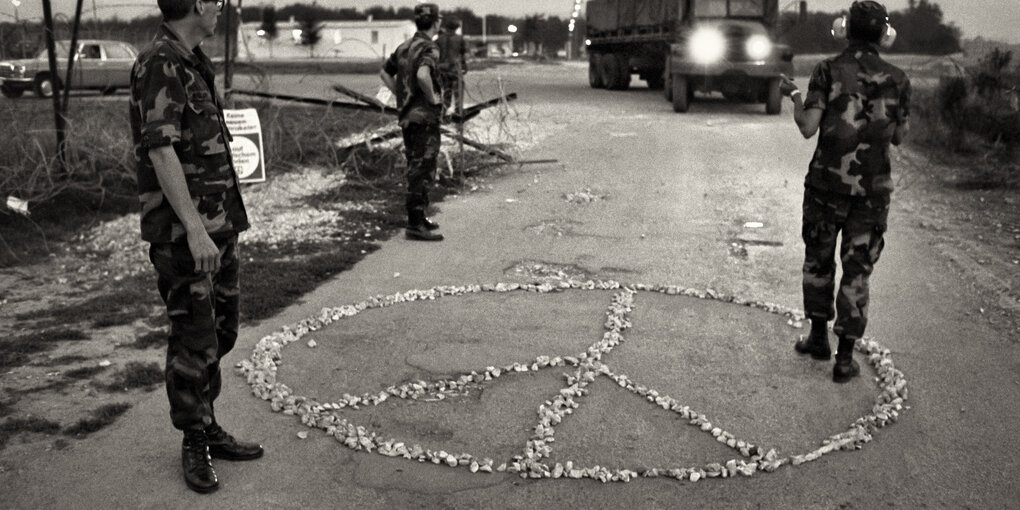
[62,0,85,113]
[41,0,66,170]
[456,63,464,170]
[223,0,233,96]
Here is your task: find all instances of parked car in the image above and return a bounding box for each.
[0,39,138,99]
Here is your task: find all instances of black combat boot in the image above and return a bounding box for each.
[182,429,218,493]
[406,211,443,241]
[205,423,264,461]
[421,217,440,231]
[794,319,832,360]
[832,336,861,383]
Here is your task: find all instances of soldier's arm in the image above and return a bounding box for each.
[780,74,822,138]
[380,53,398,94]
[380,69,397,94]
[792,94,823,139]
[417,66,441,105]
[149,147,221,273]
[136,54,219,273]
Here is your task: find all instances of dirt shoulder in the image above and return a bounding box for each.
[894,144,1019,339]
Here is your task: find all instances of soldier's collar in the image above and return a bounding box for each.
[156,23,203,65]
[846,40,879,55]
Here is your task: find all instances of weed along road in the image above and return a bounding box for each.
[4,62,1017,509]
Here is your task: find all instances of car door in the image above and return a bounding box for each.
[101,42,137,90]
[75,43,104,88]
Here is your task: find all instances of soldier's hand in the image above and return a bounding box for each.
[186,230,221,274]
[779,74,799,97]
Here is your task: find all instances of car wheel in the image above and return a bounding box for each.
[1,84,24,99]
[588,54,604,89]
[765,77,782,115]
[34,74,60,98]
[672,75,690,113]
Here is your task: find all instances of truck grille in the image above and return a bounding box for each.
[0,63,16,78]
[724,27,751,63]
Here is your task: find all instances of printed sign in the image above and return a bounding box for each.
[224,108,266,184]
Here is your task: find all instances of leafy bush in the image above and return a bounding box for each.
[914,49,1019,187]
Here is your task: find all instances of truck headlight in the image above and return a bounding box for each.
[745,35,772,61]
[689,28,726,65]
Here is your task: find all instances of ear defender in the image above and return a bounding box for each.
[831,15,848,40]
[880,24,897,48]
[830,13,896,49]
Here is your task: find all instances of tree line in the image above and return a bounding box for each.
[780,0,961,55]
[0,1,964,60]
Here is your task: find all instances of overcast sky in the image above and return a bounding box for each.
[3,1,1017,44]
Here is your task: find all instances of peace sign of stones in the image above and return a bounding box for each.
[238,279,908,483]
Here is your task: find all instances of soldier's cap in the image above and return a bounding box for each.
[850,1,888,29]
[414,3,441,24]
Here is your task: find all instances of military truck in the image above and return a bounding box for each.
[585,0,793,114]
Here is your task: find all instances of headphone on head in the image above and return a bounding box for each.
[831,1,897,49]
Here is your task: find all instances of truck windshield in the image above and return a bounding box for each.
[693,0,765,18]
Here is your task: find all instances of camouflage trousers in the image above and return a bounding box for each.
[402,121,441,226]
[439,72,462,111]
[802,187,889,340]
[148,235,239,431]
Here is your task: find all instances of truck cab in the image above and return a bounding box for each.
[666,0,793,113]
[585,0,793,114]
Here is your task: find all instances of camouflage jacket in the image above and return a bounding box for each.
[436,31,467,75]
[804,42,911,197]
[129,23,249,244]
[383,31,442,126]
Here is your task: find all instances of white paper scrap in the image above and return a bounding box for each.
[6,196,29,215]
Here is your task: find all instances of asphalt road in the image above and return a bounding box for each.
[3,62,1017,509]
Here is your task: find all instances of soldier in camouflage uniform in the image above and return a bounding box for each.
[780,1,910,383]
[380,2,445,241]
[436,17,467,113]
[130,0,262,493]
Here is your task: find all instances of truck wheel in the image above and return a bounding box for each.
[612,53,631,91]
[1,84,23,99]
[672,76,690,113]
[600,54,619,90]
[34,74,60,98]
[589,54,604,89]
[765,78,782,115]
[663,56,673,101]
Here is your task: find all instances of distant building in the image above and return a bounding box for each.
[237,19,416,60]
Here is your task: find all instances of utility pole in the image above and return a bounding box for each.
[224,0,233,96]
[41,0,66,170]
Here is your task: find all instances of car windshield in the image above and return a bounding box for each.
[693,0,765,18]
